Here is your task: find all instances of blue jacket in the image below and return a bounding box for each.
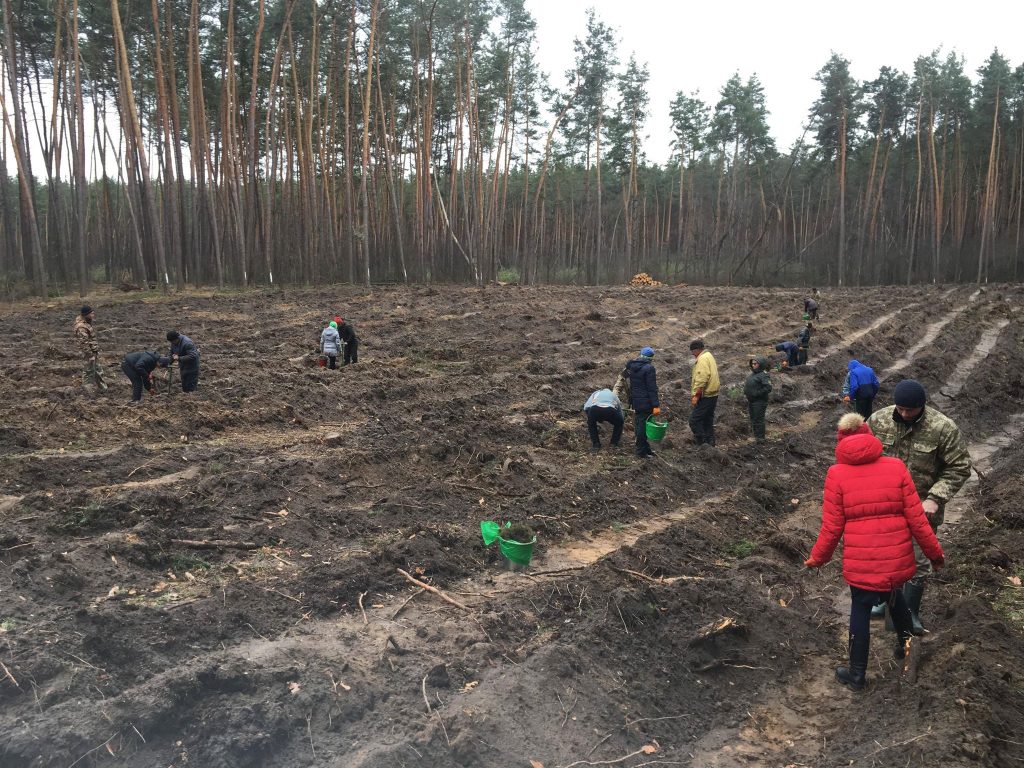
[625,358,659,411]
[161,334,200,371]
[842,360,880,399]
[123,350,161,377]
[583,388,622,414]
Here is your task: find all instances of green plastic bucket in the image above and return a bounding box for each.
[481,521,537,566]
[646,417,669,441]
[498,534,537,566]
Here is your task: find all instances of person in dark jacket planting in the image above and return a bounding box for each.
[774,341,799,369]
[804,296,819,320]
[796,322,813,365]
[160,331,200,392]
[842,356,880,418]
[336,317,359,365]
[121,350,161,403]
[805,413,944,691]
[625,347,660,458]
[743,356,772,443]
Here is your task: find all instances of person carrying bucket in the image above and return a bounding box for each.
[320,320,342,369]
[625,346,660,459]
[583,387,624,452]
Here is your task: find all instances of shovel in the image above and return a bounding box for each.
[167,362,176,395]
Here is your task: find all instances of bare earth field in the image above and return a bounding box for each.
[2,283,1023,768]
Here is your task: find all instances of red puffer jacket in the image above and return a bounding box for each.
[810,425,943,592]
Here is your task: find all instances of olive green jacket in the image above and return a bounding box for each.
[867,405,972,519]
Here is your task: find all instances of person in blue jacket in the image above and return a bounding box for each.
[625,346,660,458]
[120,350,161,402]
[160,331,200,392]
[774,341,799,369]
[842,356,880,418]
[583,388,624,451]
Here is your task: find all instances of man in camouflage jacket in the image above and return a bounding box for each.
[74,305,108,393]
[868,378,971,633]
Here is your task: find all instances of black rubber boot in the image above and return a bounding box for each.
[835,633,869,691]
[903,581,925,636]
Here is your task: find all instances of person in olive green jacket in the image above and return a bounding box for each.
[867,379,972,634]
[688,339,720,446]
[743,356,772,443]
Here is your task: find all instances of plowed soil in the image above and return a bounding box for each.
[2,283,1023,768]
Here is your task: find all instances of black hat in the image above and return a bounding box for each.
[166,330,180,341]
[893,379,926,409]
[689,339,705,351]
[80,305,93,316]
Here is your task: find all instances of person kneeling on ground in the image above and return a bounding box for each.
[744,356,772,443]
[625,346,660,458]
[160,330,201,392]
[121,350,161,403]
[583,387,624,452]
[321,320,342,369]
[805,413,944,692]
[774,341,799,369]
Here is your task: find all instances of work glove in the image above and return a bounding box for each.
[652,407,661,416]
[930,556,945,571]
[804,557,822,568]
[843,396,851,403]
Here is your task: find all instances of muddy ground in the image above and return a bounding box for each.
[1,283,1023,768]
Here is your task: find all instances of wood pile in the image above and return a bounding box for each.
[629,272,663,287]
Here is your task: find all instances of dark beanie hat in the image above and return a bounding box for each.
[893,379,926,408]
[167,330,180,341]
[80,305,92,316]
[689,339,705,351]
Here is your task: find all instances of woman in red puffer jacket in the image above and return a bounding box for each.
[805,413,944,691]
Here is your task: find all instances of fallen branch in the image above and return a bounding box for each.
[0,658,19,689]
[397,569,470,611]
[528,565,587,577]
[611,566,705,585]
[358,591,369,625]
[171,538,259,550]
[392,588,425,619]
[559,743,659,768]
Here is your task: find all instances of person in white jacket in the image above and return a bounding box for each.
[320,321,342,369]
[583,388,624,452]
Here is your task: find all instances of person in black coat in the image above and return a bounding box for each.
[336,317,359,365]
[625,346,660,458]
[161,331,201,392]
[121,350,161,402]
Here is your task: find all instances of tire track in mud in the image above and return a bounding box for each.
[879,289,981,380]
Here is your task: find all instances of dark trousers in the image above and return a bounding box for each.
[344,339,359,364]
[854,396,874,419]
[747,398,768,441]
[121,360,147,401]
[689,395,718,445]
[849,585,914,664]
[180,368,199,392]
[796,346,809,365]
[634,409,653,456]
[587,407,623,447]
[327,354,337,369]
[786,349,799,368]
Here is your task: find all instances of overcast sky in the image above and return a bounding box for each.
[526,0,1024,161]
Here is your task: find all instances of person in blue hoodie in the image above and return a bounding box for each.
[583,388,624,452]
[625,347,660,458]
[774,341,799,369]
[842,355,880,418]
[160,331,200,392]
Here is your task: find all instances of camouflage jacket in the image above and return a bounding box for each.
[867,405,972,507]
[74,315,99,357]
